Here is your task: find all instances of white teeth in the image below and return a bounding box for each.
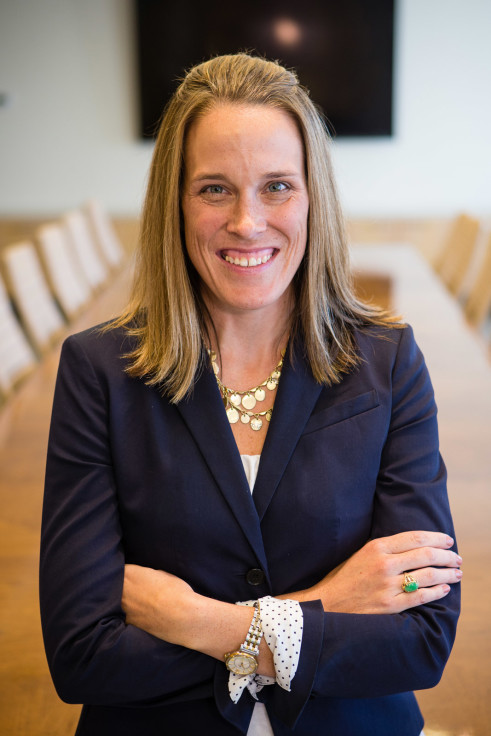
[223,253,272,267]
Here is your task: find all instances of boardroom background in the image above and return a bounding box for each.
[0,3,490,735]
[1,0,490,220]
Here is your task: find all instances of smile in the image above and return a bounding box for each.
[221,250,275,268]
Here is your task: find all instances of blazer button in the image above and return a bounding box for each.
[246,568,265,586]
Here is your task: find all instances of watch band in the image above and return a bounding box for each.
[224,601,264,674]
[240,601,263,657]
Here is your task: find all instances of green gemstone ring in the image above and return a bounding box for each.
[402,573,419,593]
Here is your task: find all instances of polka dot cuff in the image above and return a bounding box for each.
[228,596,304,704]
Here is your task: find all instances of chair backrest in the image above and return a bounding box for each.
[0,273,37,397]
[464,232,491,328]
[434,214,480,296]
[63,210,108,290]
[1,240,65,354]
[36,222,92,319]
[85,199,125,269]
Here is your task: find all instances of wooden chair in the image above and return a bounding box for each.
[464,231,491,328]
[63,210,108,291]
[434,214,480,296]
[85,199,126,270]
[36,222,92,320]
[1,241,66,355]
[0,273,37,398]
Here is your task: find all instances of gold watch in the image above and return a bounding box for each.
[224,601,263,675]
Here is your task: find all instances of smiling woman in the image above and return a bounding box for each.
[40,53,460,736]
[182,104,309,336]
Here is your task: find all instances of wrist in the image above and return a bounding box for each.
[277,586,317,604]
[224,601,263,675]
[181,593,253,657]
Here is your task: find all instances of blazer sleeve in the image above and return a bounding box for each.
[272,325,460,726]
[39,334,216,706]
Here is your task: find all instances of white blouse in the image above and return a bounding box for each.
[235,455,304,736]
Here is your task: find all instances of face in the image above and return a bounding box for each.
[181,104,309,319]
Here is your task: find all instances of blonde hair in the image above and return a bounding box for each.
[113,53,398,401]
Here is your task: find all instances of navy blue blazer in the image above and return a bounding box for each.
[40,323,459,735]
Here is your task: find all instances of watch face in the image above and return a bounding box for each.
[225,652,258,675]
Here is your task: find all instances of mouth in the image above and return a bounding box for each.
[220,248,276,268]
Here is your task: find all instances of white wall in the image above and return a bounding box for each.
[0,0,149,216]
[0,0,490,217]
[333,0,491,217]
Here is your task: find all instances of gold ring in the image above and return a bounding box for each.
[402,573,419,593]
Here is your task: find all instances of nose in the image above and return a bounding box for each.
[226,196,266,239]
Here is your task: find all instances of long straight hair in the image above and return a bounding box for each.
[112,53,399,401]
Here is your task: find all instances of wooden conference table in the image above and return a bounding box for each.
[0,245,489,735]
[352,245,491,736]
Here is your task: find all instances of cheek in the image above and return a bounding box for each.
[281,200,309,243]
[183,212,205,263]
[183,216,223,281]
[184,210,222,253]
[287,214,308,255]
[285,219,308,273]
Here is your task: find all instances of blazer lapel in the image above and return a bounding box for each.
[175,366,270,577]
[252,344,323,521]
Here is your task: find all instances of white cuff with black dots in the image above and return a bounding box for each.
[227,596,303,704]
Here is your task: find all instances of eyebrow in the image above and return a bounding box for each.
[191,174,229,182]
[264,171,302,179]
[191,171,302,182]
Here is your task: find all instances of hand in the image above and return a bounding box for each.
[285,531,462,614]
[122,565,195,643]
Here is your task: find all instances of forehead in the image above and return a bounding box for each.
[183,104,305,172]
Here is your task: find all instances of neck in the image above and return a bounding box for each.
[202,294,293,388]
[206,307,291,378]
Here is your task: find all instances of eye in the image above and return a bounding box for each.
[267,181,288,193]
[202,184,225,195]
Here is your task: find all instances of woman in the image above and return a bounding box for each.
[40,54,461,735]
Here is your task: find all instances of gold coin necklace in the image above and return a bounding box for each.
[208,348,285,432]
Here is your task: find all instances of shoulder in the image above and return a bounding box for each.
[63,321,135,357]
[353,322,413,354]
[351,323,434,411]
[333,323,430,397]
[352,323,422,373]
[59,322,137,384]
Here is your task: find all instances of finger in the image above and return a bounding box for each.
[399,566,462,592]
[396,547,462,574]
[396,583,452,612]
[377,531,454,555]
